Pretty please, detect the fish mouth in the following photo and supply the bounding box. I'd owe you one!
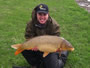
[71,48,74,51]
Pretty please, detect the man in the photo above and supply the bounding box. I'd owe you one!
[15,4,68,68]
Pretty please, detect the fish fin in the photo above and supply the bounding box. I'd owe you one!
[59,49,62,56]
[11,44,22,49]
[56,48,62,56]
[59,52,61,56]
[43,52,49,57]
[15,47,24,55]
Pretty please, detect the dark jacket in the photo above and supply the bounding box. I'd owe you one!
[25,6,60,40]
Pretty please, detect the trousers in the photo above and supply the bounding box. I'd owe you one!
[21,50,69,68]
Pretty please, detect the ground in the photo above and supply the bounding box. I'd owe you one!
[0,0,90,68]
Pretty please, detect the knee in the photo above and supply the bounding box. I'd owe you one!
[61,51,69,64]
[43,53,65,68]
[44,53,58,61]
[58,59,64,68]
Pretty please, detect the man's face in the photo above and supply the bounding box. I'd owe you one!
[37,13,49,24]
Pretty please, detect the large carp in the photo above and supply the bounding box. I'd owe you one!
[11,35,74,57]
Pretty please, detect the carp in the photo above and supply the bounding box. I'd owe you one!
[11,35,74,57]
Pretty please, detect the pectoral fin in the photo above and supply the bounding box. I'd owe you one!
[11,44,22,49]
[43,52,49,57]
[59,48,62,56]
[59,52,61,56]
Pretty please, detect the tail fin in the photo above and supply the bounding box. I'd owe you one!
[15,47,24,55]
[11,44,22,49]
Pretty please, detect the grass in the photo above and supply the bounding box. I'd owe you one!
[0,0,90,68]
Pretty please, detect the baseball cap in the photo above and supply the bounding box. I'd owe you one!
[36,4,49,14]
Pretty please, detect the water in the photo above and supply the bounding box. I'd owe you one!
[88,0,90,2]
[75,0,90,12]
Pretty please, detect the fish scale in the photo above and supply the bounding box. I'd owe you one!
[11,35,74,57]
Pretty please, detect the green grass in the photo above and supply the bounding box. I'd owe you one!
[0,0,90,68]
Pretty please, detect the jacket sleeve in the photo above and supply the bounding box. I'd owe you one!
[51,18,61,36]
[24,21,35,41]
